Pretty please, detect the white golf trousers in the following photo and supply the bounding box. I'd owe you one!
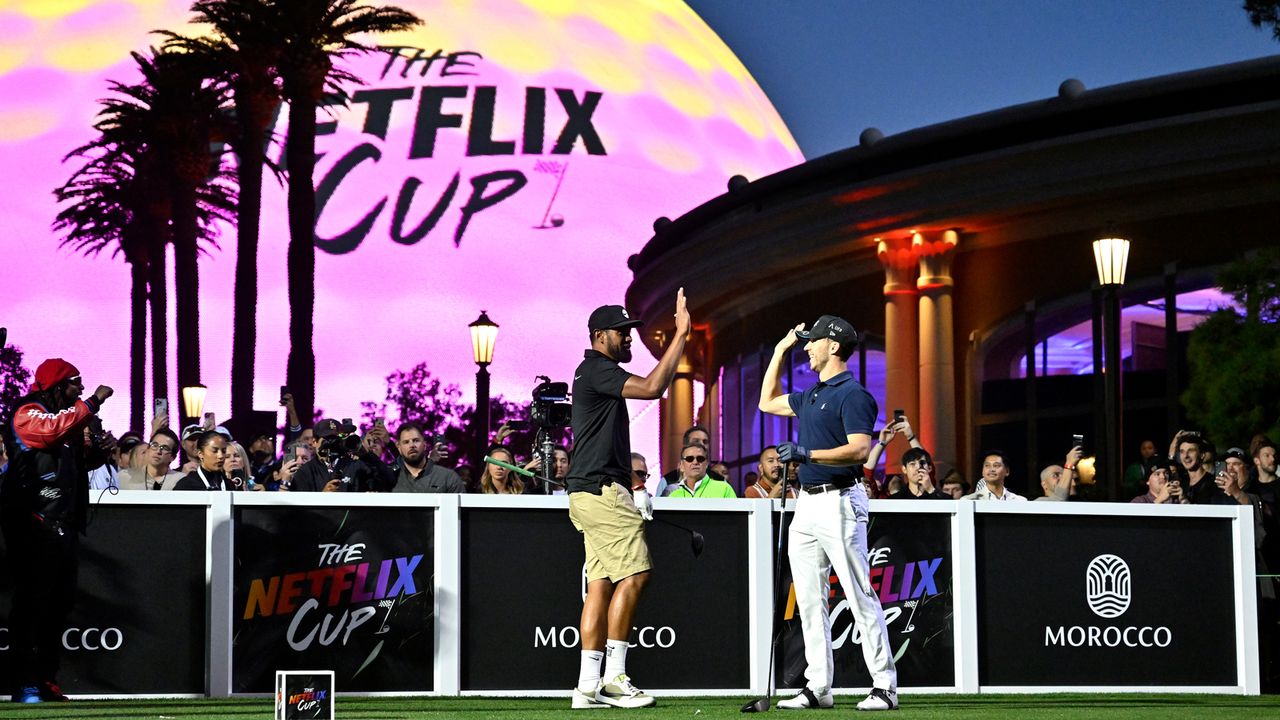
[787,482,896,693]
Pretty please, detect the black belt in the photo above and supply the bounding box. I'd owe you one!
[801,481,856,495]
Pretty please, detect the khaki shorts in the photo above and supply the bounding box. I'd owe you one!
[569,482,653,583]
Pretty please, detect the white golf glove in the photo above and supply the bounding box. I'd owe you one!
[633,487,653,521]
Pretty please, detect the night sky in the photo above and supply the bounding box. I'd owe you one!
[686,0,1279,159]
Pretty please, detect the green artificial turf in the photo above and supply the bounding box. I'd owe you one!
[0,694,1277,719]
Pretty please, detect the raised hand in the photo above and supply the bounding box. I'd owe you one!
[674,287,690,335]
[776,323,804,354]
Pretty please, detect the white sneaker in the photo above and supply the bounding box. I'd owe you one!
[572,685,608,709]
[777,688,834,709]
[595,673,655,708]
[856,688,898,711]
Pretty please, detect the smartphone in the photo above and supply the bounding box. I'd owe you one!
[280,385,289,402]
[203,412,215,430]
[893,409,905,422]
[0,327,6,349]
[1213,461,1226,477]
[505,419,530,431]
[154,397,169,418]
[1071,433,1084,449]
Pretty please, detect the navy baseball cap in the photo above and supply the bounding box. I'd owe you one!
[796,315,858,347]
[588,305,643,331]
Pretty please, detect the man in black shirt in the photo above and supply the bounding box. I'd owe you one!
[567,290,689,710]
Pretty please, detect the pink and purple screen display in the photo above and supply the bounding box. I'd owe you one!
[0,0,801,466]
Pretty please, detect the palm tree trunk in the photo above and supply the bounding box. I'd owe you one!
[129,258,146,431]
[285,94,317,427]
[231,97,266,419]
[172,183,201,419]
[148,242,169,415]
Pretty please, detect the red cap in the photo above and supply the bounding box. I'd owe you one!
[34,358,80,391]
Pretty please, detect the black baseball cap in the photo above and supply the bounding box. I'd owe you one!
[588,305,643,331]
[796,315,858,347]
[1222,447,1248,463]
[314,418,357,438]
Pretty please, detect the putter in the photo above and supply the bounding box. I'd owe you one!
[742,493,791,713]
[652,516,705,557]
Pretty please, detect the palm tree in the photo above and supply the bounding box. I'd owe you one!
[163,0,283,420]
[71,48,236,423]
[275,0,420,428]
[54,160,158,430]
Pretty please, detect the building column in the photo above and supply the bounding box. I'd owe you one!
[659,345,695,475]
[916,230,959,469]
[878,237,920,472]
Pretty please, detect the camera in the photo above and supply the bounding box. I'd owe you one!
[530,376,571,429]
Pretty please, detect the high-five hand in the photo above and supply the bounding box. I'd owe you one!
[675,287,690,335]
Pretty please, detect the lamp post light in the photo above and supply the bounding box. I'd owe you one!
[181,383,207,429]
[469,311,499,473]
[1092,232,1130,501]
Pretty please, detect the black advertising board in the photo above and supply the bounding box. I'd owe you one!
[232,506,435,692]
[976,513,1237,686]
[0,504,207,694]
[461,507,750,690]
[777,509,955,689]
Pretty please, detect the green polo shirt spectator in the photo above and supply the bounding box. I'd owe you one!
[667,474,737,498]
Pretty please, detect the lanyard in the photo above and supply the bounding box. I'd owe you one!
[196,467,221,491]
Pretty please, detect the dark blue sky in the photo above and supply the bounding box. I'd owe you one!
[686,0,1279,159]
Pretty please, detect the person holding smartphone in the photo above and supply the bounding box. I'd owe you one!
[1131,461,1188,504]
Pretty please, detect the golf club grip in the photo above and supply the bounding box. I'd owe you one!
[482,455,535,478]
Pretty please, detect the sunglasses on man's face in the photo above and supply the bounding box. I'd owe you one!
[633,469,650,480]
[683,455,707,463]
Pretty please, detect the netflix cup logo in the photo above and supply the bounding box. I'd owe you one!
[313,46,607,255]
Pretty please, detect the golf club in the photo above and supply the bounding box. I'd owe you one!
[652,516,705,557]
[742,494,791,713]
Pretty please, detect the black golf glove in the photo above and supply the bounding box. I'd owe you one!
[778,442,811,465]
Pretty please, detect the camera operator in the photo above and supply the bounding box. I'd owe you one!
[291,419,393,492]
[1,358,113,703]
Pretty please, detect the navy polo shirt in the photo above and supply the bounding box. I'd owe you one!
[786,371,878,486]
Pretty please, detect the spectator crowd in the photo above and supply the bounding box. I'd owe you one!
[1,369,1275,693]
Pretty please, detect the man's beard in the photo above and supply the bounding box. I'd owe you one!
[613,340,632,363]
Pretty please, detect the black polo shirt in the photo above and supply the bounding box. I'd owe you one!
[567,350,636,494]
[786,370,877,486]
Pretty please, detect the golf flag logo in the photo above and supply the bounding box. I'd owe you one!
[1085,554,1131,619]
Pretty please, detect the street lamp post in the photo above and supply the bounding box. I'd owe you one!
[469,311,499,474]
[1093,232,1130,501]
[181,383,207,430]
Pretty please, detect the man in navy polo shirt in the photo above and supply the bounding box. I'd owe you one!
[759,315,898,712]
